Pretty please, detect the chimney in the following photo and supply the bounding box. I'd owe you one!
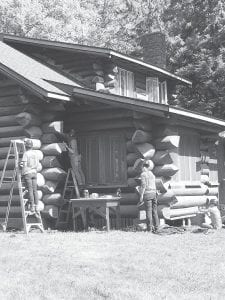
[140,32,166,69]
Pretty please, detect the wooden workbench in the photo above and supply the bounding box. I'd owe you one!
[70,197,121,231]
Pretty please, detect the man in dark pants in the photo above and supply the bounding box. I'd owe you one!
[21,139,40,213]
[139,160,159,232]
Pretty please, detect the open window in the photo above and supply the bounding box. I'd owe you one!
[78,131,127,186]
[116,68,134,97]
[146,77,168,104]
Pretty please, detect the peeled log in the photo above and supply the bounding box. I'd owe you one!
[171,195,218,209]
[152,150,178,165]
[207,187,218,196]
[15,112,41,127]
[168,181,203,189]
[41,143,65,156]
[41,156,62,168]
[135,143,155,159]
[157,190,177,205]
[37,173,45,187]
[29,139,41,150]
[42,193,63,206]
[41,168,67,181]
[0,158,16,169]
[153,164,179,177]
[172,185,208,196]
[24,126,42,138]
[41,133,58,144]
[42,121,63,134]
[155,177,170,193]
[41,180,58,193]
[154,136,180,150]
[42,205,59,219]
[132,130,152,144]
[126,153,141,166]
[168,206,200,219]
[0,206,22,217]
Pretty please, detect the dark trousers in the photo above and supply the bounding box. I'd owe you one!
[144,192,159,231]
[23,173,39,207]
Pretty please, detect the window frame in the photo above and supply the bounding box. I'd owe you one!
[117,67,134,97]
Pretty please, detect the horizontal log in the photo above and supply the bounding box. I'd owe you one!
[41,156,62,168]
[207,187,218,196]
[172,186,208,196]
[120,193,139,205]
[154,126,179,137]
[41,112,58,122]
[0,95,28,107]
[0,206,22,216]
[41,133,58,144]
[131,204,170,219]
[0,85,23,97]
[157,190,177,205]
[155,177,170,193]
[133,120,152,131]
[37,173,45,187]
[168,181,203,189]
[152,150,178,165]
[126,141,138,153]
[42,122,63,134]
[132,130,152,144]
[126,152,142,166]
[153,164,179,177]
[127,178,139,187]
[168,206,200,219]
[15,112,41,127]
[24,126,42,138]
[154,136,180,150]
[42,193,63,206]
[135,143,155,159]
[41,180,58,193]
[0,115,19,127]
[0,125,24,138]
[41,168,67,181]
[127,166,139,178]
[41,143,66,156]
[0,158,16,169]
[0,136,26,147]
[171,195,218,209]
[68,119,137,132]
[42,205,59,219]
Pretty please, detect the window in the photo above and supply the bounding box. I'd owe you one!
[146,77,167,104]
[78,132,127,186]
[117,68,134,97]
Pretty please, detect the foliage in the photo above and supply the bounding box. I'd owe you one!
[163,0,225,117]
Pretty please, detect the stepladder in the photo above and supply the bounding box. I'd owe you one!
[56,168,80,229]
[0,139,44,234]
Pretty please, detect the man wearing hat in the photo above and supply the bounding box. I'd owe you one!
[21,139,40,213]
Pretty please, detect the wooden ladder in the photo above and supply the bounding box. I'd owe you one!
[0,140,44,234]
[56,168,80,229]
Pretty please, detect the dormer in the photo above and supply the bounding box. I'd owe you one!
[2,33,191,104]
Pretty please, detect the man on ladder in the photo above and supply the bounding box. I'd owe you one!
[0,139,44,234]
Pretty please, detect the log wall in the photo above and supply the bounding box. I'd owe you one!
[0,80,66,225]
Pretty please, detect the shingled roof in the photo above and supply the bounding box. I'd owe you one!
[0,41,82,100]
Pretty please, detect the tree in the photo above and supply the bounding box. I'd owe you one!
[163,0,225,118]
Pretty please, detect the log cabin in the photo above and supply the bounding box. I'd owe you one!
[0,32,225,229]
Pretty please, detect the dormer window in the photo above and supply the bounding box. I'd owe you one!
[117,68,134,97]
[146,77,167,104]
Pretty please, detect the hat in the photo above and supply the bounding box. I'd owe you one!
[24,139,33,148]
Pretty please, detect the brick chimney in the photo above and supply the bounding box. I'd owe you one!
[140,32,166,69]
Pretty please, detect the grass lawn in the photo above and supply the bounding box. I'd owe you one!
[0,228,225,300]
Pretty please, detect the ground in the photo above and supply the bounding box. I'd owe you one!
[0,228,225,300]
